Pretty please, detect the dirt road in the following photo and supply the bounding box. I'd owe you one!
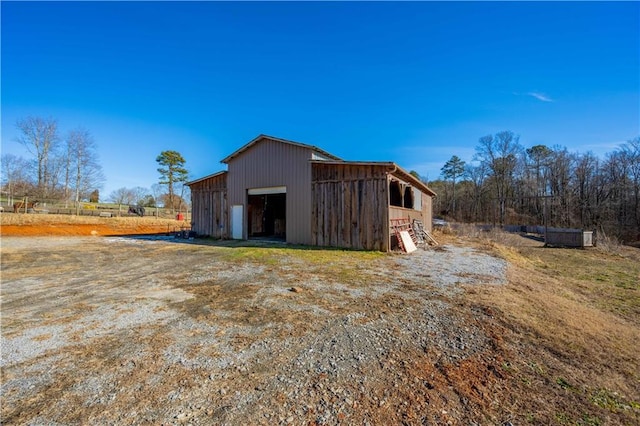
[1,235,511,425]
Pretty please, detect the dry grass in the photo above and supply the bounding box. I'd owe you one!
[459,227,640,424]
[2,216,639,424]
[595,230,624,254]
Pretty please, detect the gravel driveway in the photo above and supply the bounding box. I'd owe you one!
[1,236,507,425]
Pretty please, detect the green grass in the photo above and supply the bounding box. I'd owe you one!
[590,388,640,414]
[205,243,385,284]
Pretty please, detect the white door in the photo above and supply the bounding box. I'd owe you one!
[231,205,243,239]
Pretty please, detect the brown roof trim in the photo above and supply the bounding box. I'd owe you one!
[186,170,227,186]
[221,134,342,164]
[310,160,437,196]
[392,164,437,197]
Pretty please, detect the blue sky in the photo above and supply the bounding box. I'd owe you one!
[2,1,638,198]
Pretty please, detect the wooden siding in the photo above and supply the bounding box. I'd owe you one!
[226,137,315,244]
[389,206,424,223]
[189,172,228,238]
[311,163,390,251]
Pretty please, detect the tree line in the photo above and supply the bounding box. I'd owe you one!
[2,116,104,207]
[429,131,640,242]
[1,116,190,214]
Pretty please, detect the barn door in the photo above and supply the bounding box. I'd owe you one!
[231,205,243,239]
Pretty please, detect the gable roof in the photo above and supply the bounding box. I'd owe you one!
[186,170,227,186]
[220,134,342,164]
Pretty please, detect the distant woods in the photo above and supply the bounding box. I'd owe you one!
[430,131,640,242]
[1,116,105,206]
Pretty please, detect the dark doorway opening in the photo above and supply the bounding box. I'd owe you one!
[248,193,286,240]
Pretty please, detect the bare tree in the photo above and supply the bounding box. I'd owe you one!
[130,186,149,206]
[621,137,640,236]
[523,145,553,222]
[436,133,640,242]
[15,116,59,198]
[64,128,104,214]
[475,131,522,225]
[573,152,601,227]
[109,187,136,216]
[1,154,34,206]
[463,162,489,222]
[150,183,164,217]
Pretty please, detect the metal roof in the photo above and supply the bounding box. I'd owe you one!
[186,170,227,186]
[220,134,342,164]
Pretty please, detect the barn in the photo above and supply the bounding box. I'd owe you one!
[188,135,436,251]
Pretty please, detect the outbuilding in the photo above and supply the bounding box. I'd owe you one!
[188,135,436,251]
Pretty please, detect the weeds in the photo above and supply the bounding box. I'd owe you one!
[590,388,639,413]
[556,377,575,391]
[594,230,622,254]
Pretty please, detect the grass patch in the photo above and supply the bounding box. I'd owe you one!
[590,388,640,413]
[519,246,640,322]
[209,243,385,283]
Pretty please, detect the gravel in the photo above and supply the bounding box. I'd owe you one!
[1,236,508,425]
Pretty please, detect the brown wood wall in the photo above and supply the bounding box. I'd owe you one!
[311,163,390,251]
[189,173,228,238]
[389,206,424,223]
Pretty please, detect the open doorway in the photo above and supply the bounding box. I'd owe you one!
[247,193,286,240]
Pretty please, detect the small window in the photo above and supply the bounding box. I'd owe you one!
[403,186,414,209]
[389,181,403,207]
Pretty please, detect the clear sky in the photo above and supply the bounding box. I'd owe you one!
[2,1,639,199]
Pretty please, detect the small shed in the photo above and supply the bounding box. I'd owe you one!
[545,228,594,248]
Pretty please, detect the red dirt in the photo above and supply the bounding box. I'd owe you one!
[1,223,180,237]
[0,214,188,237]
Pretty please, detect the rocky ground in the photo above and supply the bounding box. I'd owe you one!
[1,232,512,425]
[1,214,638,425]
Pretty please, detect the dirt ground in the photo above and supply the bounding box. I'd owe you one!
[1,214,638,425]
[0,213,188,237]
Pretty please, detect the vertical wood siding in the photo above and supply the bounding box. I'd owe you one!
[189,173,228,238]
[226,138,314,244]
[311,163,390,251]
